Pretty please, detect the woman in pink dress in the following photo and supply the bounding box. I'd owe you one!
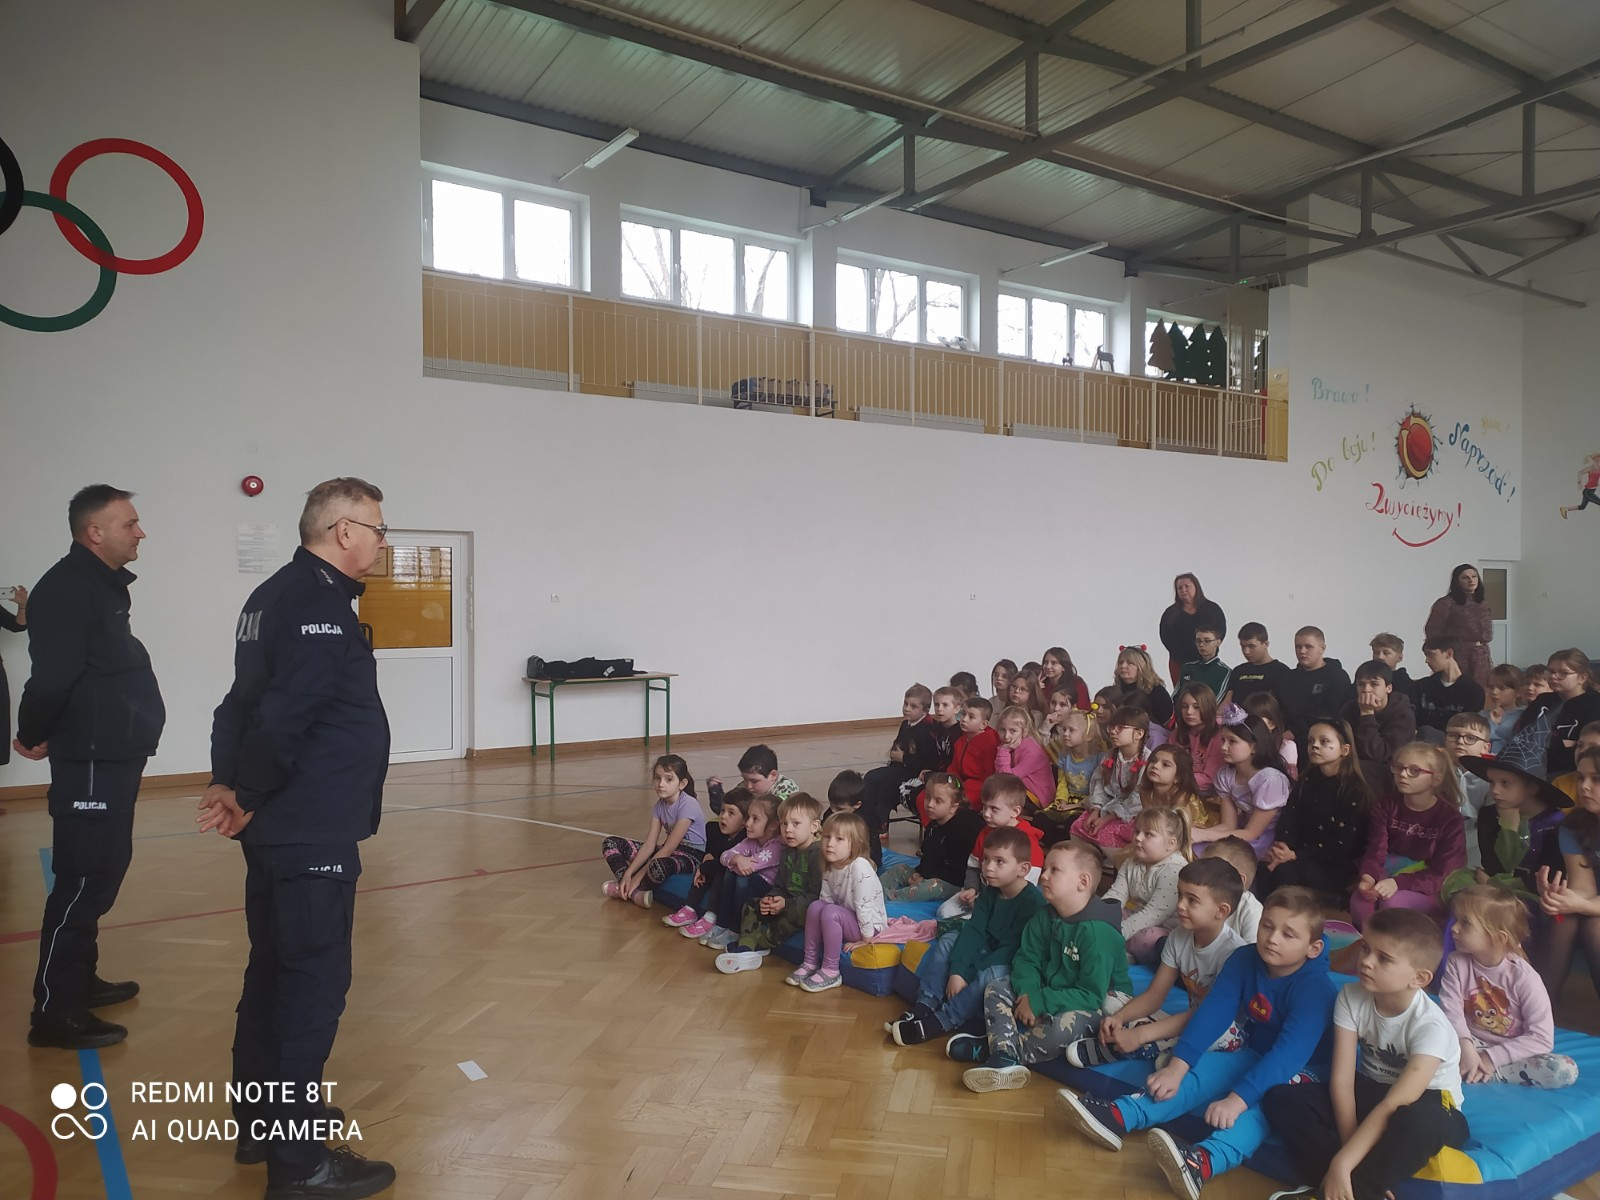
[1424,563,1492,689]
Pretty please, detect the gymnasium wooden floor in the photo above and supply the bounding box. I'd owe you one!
[3,728,1598,1200]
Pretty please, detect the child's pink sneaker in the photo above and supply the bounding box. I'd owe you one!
[681,915,715,939]
[601,880,622,899]
[662,905,698,928]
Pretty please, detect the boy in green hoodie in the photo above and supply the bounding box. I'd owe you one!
[948,840,1132,1092]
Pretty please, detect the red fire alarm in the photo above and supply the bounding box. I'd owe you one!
[241,475,264,497]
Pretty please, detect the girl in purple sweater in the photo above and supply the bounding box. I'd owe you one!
[679,794,783,944]
[1441,884,1577,1088]
[1352,742,1466,927]
[994,704,1055,814]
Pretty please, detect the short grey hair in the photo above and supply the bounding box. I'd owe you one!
[299,477,384,544]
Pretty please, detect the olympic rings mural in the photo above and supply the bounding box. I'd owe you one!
[0,133,204,332]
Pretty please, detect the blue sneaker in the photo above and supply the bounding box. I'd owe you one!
[1056,1088,1126,1152]
[1148,1128,1212,1200]
[944,1032,988,1063]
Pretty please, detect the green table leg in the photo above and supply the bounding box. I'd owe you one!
[664,678,671,754]
[547,682,559,764]
[644,678,650,747]
[530,684,538,759]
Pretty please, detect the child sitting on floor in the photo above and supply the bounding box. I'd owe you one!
[601,754,706,910]
[1444,711,1493,866]
[938,773,1046,918]
[994,703,1054,815]
[987,659,1017,718]
[1106,806,1192,965]
[1258,718,1370,904]
[886,827,1044,1046]
[715,792,824,975]
[1244,691,1298,781]
[1441,884,1578,1088]
[663,785,750,931]
[1059,887,1338,1200]
[1072,705,1150,849]
[1481,663,1525,755]
[1208,836,1263,942]
[826,769,881,870]
[1538,745,1600,1001]
[1265,909,1468,1200]
[880,773,983,904]
[1141,743,1212,835]
[947,840,1133,1092]
[1067,856,1247,1067]
[1192,711,1289,857]
[788,812,887,993]
[947,697,1000,810]
[689,792,781,945]
[1353,742,1465,927]
[707,743,797,815]
[1039,699,1099,845]
[1458,729,1567,898]
[1171,682,1224,801]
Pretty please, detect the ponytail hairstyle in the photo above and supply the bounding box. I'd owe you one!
[1134,804,1195,863]
[1173,681,1219,748]
[653,753,695,797]
[1392,741,1462,810]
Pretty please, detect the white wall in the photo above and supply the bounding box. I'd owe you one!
[0,0,1535,787]
[1517,237,1600,660]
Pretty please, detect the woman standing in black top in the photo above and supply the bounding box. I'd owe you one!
[1,583,28,766]
[1158,573,1227,686]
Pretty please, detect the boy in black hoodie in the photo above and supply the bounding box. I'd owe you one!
[1343,660,1417,797]
[1281,626,1353,752]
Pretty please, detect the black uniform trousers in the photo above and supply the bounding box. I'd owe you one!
[33,757,145,1017]
[1265,1075,1468,1200]
[863,763,914,828]
[1255,857,1354,906]
[232,840,359,1183]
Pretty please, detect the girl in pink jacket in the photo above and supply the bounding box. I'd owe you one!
[994,704,1055,814]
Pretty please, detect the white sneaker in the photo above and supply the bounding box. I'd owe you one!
[714,950,769,974]
[962,1063,1030,1092]
[703,928,739,950]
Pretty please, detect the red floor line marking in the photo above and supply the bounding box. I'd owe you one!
[0,856,593,943]
[0,1102,58,1200]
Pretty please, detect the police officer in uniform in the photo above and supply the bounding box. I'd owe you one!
[199,478,395,1199]
[17,485,164,1049]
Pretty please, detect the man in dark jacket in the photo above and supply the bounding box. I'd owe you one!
[198,477,395,1199]
[16,485,165,1050]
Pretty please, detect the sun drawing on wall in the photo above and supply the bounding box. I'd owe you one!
[1394,407,1438,485]
[1559,452,1600,519]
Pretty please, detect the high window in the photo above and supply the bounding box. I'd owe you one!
[834,258,969,346]
[423,171,581,290]
[998,291,1109,368]
[620,214,793,320]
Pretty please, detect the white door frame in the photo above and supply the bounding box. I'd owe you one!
[372,531,472,764]
[1480,559,1513,669]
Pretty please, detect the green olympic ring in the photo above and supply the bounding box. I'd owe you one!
[0,190,117,333]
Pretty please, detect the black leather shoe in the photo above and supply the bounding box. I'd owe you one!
[87,977,140,1008]
[263,1145,395,1198]
[28,1011,128,1050]
[235,1106,345,1165]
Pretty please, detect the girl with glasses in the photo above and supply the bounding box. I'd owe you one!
[1352,743,1465,928]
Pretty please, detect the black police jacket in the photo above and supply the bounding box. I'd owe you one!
[210,547,390,845]
[16,542,165,761]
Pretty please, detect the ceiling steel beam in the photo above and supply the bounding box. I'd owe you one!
[1370,9,1600,132]
[395,0,449,41]
[899,2,1583,240]
[1490,216,1600,279]
[1377,247,1583,308]
[487,0,1027,156]
[1240,176,1600,281]
[898,0,1404,209]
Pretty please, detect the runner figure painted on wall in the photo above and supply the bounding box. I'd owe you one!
[1558,452,1600,519]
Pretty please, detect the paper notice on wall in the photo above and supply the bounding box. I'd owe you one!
[237,523,280,574]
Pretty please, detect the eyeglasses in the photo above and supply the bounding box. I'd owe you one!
[1548,670,1576,680]
[1390,763,1437,779]
[1446,732,1487,745]
[327,518,389,539]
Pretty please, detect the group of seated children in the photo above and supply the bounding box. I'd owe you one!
[596,628,1600,1200]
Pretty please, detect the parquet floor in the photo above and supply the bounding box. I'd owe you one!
[2,729,1597,1200]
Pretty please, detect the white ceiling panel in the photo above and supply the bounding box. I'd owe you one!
[1280,45,1512,145]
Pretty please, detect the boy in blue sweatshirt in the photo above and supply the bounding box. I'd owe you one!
[1058,886,1338,1200]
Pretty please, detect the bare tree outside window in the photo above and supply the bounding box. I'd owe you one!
[621,220,673,302]
[873,269,919,342]
[743,246,790,321]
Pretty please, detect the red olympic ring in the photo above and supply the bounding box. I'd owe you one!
[49,137,203,274]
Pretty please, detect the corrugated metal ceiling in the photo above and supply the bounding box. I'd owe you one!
[414,0,1600,276]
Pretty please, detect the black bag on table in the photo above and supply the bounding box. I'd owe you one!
[526,655,635,681]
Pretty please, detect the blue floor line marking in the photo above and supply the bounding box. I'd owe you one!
[37,846,130,1200]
